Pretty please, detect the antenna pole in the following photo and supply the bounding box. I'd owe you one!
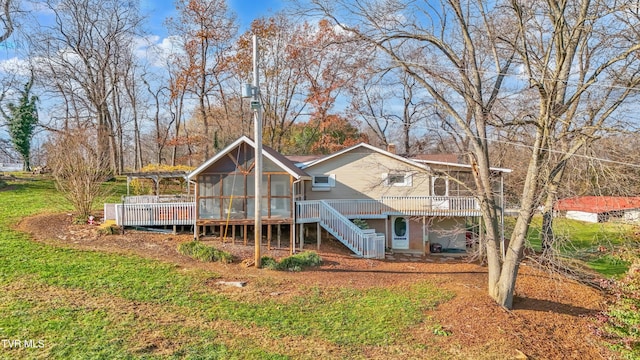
[252,34,262,268]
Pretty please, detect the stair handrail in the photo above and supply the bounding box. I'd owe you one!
[318,200,384,258]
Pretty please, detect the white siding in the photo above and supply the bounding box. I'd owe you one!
[624,210,640,223]
[566,211,599,223]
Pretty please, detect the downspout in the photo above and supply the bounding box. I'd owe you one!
[189,179,197,241]
[292,178,302,254]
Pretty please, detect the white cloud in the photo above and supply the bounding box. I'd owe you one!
[0,57,31,76]
[133,35,184,68]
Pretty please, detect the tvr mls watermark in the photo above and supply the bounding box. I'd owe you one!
[2,339,45,349]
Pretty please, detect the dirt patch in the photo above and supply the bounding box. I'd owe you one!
[15,212,614,359]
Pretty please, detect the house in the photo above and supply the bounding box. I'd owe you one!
[555,196,640,223]
[108,136,511,259]
[298,142,488,255]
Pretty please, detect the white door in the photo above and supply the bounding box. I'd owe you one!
[391,216,409,249]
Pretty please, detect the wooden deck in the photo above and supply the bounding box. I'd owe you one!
[296,196,483,223]
[107,195,486,227]
[114,202,195,227]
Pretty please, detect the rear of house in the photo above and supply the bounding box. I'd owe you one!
[107,137,510,259]
[298,143,491,255]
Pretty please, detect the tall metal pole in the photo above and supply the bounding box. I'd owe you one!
[253,35,263,268]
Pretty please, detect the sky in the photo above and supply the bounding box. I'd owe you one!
[0,0,287,65]
[142,0,286,36]
[0,0,288,156]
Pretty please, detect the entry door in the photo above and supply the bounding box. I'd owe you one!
[391,217,409,249]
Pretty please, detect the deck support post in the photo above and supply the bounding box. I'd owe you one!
[290,223,295,255]
[244,224,248,245]
[277,224,281,248]
[316,222,321,250]
[385,219,389,249]
[267,224,272,249]
[232,225,236,244]
[298,223,304,253]
[422,216,427,255]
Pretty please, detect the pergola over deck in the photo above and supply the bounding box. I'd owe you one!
[123,171,191,197]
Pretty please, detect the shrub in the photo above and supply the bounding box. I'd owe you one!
[177,241,234,264]
[261,256,278,270]
[352,219,369,230]
[97,220,120,235]
[73,214,90,225]
[265,251,322,272]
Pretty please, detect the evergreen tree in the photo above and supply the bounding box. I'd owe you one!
[2,78,38,171]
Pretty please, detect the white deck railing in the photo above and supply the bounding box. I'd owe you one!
[108,195,479,229]
[297,196,480,222]
[381,196,480,216]
[115,202,195,226]
[323,199,387,218]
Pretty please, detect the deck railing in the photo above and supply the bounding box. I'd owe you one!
[109,195,480,228]
[297,196,480,222]
[381,196,480,216]
[115,202,195,226]
[323,199,387,217]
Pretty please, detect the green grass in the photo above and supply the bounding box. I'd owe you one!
[513,216,638,277]
[0,178,455,359]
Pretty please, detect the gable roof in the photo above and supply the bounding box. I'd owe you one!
[300,142,431,171]
[188,136,309,181]
[285,155,325,167]
[411,158,512,173]
[555,196,640,213]
[410,153,461,163]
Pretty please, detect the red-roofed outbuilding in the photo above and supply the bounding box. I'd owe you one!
[555,196,640,223]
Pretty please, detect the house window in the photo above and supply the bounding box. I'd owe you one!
[312,174,335,191]
[384,173,412,187]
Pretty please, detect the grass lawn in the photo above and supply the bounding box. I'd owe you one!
[0,178,454,359]
[519,216,638,277]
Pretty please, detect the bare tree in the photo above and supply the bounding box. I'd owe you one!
[165,0,237,160]
[348,66,435,154]
[0,0,14,44]
[28,0,143,174]
[305,0,640,308]
[234,15,362,151]
[45,129,113,220]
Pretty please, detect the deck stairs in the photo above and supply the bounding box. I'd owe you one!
[302,200,385,259]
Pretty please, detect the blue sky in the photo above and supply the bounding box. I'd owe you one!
[229,0,285,27]
[0,0,288,77]
[142,0,285,36]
